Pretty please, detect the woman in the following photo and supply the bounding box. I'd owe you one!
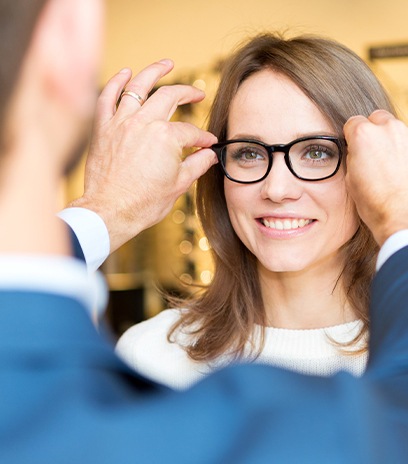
[116,33,397,390]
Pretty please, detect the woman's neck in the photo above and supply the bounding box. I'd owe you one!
[259,253,356,329]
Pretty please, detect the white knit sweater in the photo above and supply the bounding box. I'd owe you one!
[116,309,368,390]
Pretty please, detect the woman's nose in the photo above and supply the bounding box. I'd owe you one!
[260,153,303,203]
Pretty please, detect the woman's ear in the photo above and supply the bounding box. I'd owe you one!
[28,0,104,117]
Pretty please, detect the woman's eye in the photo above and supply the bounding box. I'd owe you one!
[233,148,264,161]
[242,150,260,160]
[306,149,328,159]
[304,145,334,160]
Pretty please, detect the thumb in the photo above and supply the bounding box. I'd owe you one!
[179,148,218,191]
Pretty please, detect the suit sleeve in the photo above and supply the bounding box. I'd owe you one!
[0,289,400,463]
[367,244,408,376]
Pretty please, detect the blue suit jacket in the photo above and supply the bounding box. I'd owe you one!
[1,244,408,463]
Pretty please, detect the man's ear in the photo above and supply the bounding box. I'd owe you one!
[29,0,104,117]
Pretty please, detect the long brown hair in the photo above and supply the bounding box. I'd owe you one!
[169,32,397,362]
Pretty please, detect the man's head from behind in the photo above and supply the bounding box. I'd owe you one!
[0,0,104,171]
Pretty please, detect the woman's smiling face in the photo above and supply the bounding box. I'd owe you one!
[224,69,359,275]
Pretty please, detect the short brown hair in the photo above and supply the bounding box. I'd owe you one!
[0,0,47,141]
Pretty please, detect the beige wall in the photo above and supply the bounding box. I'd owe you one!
[102,0,408,111]
[103,0,407,71]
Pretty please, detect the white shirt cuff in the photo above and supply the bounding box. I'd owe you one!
[376,230,408,271]
[0,255,108,318]
[58,207,110,273]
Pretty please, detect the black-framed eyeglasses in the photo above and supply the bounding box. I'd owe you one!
[212,135,345,184]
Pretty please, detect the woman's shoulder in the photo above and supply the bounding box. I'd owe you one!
[115,309,210,390]
[116,308,183,353]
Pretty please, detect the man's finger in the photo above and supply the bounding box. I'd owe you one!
[171,121,217,150]
[344,110,396,141]
[368,109,395,125]
[343,115,368,140]
[179,148,218,192]
[96,68,132,125]
[140,85,206,122]
[115,59,174,117]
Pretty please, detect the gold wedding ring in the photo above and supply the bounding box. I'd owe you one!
[118,90,145,107]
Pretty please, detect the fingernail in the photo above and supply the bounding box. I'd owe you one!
[119,68,131,74]
[159,59,173,66]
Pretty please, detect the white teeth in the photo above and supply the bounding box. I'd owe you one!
[262,218,312,230]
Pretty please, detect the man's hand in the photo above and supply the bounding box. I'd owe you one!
[344,110,408,246]
[70,60,217,253]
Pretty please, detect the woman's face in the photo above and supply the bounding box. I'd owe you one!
[224,69,359,275]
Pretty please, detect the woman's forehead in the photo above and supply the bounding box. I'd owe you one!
[227,70,335,142]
